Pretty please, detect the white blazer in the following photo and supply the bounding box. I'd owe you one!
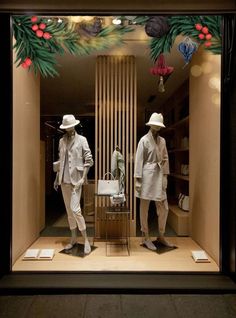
[57,133,93,186]
[134,130,169,201]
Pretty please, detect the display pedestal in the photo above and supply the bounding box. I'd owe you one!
[105,206,130,256]
[59,242,97,258]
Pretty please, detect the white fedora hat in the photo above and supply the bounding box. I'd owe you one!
[146,112,165,128]
[60,114,80,129]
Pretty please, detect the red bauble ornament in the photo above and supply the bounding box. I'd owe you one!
[31,16,38,23]
[21,62,28,68]
[205,34,212,40]
[36,30,44,37]
[150,54,174,93]
[202,26,209,34]
[195,23,202,31]
[39,23,46,30]
[43,32,52,40]
[32,24,39,31]
[150,54,174,76]
[204,41,212,47]
[198,33,205,40]
[25,58,32,66]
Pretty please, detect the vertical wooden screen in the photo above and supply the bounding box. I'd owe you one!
[95,55,137,237]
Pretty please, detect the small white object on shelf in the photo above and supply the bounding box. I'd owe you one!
[38,249,55,260]
[23,249,40,260]
[191,250,210,263]
[23,249,55,261]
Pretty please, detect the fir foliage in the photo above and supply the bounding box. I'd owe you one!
[150,15,222,62]
[13,15,133,77]
[13,15,222,77]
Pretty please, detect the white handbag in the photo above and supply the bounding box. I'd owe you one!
[97,172,119,195]
[178,193,189,211]
[110,193,126,205]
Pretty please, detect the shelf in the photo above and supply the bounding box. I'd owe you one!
[168,148,189,153]
[169,173,189,181]
[168,204,189,236]
[162,116,189,133]
[169,204,189,217]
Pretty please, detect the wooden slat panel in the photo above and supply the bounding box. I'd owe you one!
[95,55,137,238]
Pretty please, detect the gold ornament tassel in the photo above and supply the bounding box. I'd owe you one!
[158,76,165,93]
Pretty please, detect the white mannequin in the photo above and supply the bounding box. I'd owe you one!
[54,115,93,254]
[134,113,173,250]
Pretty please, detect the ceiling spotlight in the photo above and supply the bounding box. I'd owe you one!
[112,18,121,25]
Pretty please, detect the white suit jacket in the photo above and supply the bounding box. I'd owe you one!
[134,130,169,201]
[57,133,93,186]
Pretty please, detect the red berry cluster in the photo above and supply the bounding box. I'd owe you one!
[31,16,52,40]
[195,23,212,47]
[21,57,32,68]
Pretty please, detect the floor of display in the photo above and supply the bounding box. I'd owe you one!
[13,237,219,272]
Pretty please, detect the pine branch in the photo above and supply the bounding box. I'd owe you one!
[149,15,222,61]
[13,16,135,77]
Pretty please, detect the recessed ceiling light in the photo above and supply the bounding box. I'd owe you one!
[112,18,121,25]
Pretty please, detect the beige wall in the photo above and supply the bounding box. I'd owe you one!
[190,48,220,264]
[40,141,46,231]
[12,55,41,264]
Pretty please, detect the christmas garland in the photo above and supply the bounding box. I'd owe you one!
[13,15,222,77]
[13,15,133,77]
[147,15,222,62]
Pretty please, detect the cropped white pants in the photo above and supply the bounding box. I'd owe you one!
[140,199,169,236]
[61,183,86,231]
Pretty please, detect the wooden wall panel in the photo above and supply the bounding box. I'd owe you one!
[95,56,137,237]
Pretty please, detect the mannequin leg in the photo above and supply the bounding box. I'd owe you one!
[71,186,91,254]
[65,228,77,250]
[155,200,174,247]
[61,183,86,250]
[140,199,157,251]
[81,229,91,254]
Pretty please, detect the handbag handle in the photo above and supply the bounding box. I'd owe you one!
[103,172,115,180]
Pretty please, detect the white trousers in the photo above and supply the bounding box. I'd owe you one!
[140,199,169,236]
[61,183,86,231]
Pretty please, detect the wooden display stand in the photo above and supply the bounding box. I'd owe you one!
[168,204,189,236]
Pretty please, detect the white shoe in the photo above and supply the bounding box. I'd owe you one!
[65,238,77,250]
[84,240,91,254]
[65,242,76,250]
[143,239,157,251]
[158,237,174,247]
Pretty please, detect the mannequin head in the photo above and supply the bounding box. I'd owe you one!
[150,125,161,132]
[150,125,162,138]
[146,113,165,129]
[59,114,80,137]
[65,126,75,137]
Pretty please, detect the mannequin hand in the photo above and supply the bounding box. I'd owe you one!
[135,178,142,193]
[54,179,59,191]
[74,177,85,190]
[163,175,168,189]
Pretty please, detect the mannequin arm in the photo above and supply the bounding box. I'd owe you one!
[135,177,142,193]
[53,173,59,191]
[163,174,168,189]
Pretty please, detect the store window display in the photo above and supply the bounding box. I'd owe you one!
[53,114,94,254]
[134,112,174,250]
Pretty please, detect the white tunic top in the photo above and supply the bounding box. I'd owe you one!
[134,130,169,201]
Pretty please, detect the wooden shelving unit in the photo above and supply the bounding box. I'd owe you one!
[168,204,189,236]
[160,80,190,236]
